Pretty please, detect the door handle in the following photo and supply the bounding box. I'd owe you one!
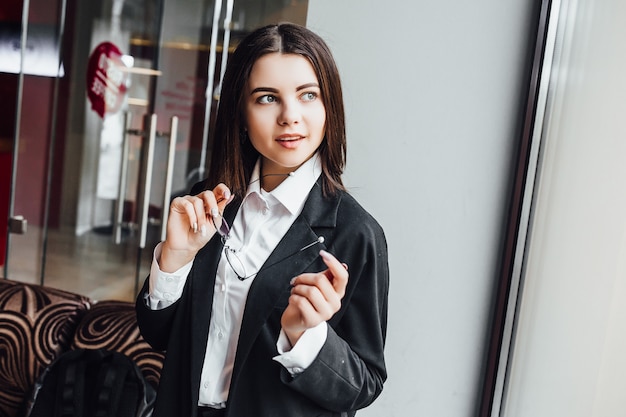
[160,116,178,242]
[199,0,224,179]
[114,112,132,244]
[138,114,157,249]
[115,114,177,248]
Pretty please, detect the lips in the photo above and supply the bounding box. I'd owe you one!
[276,134,305,149]
[276,133,305,142]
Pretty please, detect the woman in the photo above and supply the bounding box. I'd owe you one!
[136,22,389,417]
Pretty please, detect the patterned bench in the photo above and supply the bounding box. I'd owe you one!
[0,280,164,417]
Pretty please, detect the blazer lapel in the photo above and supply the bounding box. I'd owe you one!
[232,181,340,379]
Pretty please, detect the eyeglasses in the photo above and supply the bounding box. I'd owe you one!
[211,214,324,281]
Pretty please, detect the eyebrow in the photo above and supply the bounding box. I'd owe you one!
[249,82,320,96]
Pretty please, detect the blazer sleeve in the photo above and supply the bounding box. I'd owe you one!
[135,278,181,351]
[280,201,389,412]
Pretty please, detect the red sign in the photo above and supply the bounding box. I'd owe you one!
[86,42,128,118]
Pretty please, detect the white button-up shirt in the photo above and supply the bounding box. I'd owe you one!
[147,154,327,408]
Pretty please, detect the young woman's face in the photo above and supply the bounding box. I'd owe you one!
[244,53,326,176]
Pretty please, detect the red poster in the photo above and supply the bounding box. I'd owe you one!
[86,42,128,118]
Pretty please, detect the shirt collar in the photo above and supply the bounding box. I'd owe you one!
[246,153,322,215]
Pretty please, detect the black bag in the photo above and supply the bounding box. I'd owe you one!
[24,348,156,417]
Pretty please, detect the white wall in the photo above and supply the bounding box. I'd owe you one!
[501,0,626,416]
[307,1,535,416]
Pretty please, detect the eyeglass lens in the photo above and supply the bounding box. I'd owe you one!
[224,247,247,279]
[211,215,250,279]
[212,214,230,238]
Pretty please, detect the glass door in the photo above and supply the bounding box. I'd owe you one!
[1,0,309,301]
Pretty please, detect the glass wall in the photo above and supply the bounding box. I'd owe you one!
[1,0,308,301]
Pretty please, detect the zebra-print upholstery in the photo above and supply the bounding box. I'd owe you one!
[0,281,163,417]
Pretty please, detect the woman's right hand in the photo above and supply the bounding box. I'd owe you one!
[159,183,232,272]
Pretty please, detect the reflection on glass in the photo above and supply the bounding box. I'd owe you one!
[3,0,309,301]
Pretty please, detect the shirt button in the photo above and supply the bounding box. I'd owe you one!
[218,331,224,340]
[166,277,173,282]
[163,292,173,300]
[203,381,210,389]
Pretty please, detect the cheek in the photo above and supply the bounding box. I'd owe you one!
[245,113,269,137]
[244,104,265,131]
[316,110,327,136]
[307,102,326,130]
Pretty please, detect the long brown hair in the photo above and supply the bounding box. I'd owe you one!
[206,23,346,198]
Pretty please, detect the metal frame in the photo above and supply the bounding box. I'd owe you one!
[478,0,565,415]
[3,0,30,279]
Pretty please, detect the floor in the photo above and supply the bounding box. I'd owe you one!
[2,225,157,302]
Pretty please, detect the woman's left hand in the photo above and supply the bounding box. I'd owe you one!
[281,250,349,346]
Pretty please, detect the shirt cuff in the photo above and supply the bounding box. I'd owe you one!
[272,322,328,375]
[146,242,193,310]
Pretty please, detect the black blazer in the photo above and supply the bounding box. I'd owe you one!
[136,179,389,417]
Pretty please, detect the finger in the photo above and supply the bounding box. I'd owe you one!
[290,271,342,312]
[319,250,349,294]
[287,293,326,328]
[291,282,340,317]
[291,278,335,305]
[185,193,214,236]
[197,190,226,234]
[170,196,201,233]
[212,183,233,210]
[196,184,232,232]
[290,271,333,287]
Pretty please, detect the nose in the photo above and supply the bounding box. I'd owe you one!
[278,99,301,125]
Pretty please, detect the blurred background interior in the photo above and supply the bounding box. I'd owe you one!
[0,0,309,301]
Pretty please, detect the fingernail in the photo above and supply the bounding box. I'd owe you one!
[224,190,231,200]
[319,250,331,259]
[193,222,198,233]
[210,207,219,218]
[201,224,207,237]
[290,277,296,286]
